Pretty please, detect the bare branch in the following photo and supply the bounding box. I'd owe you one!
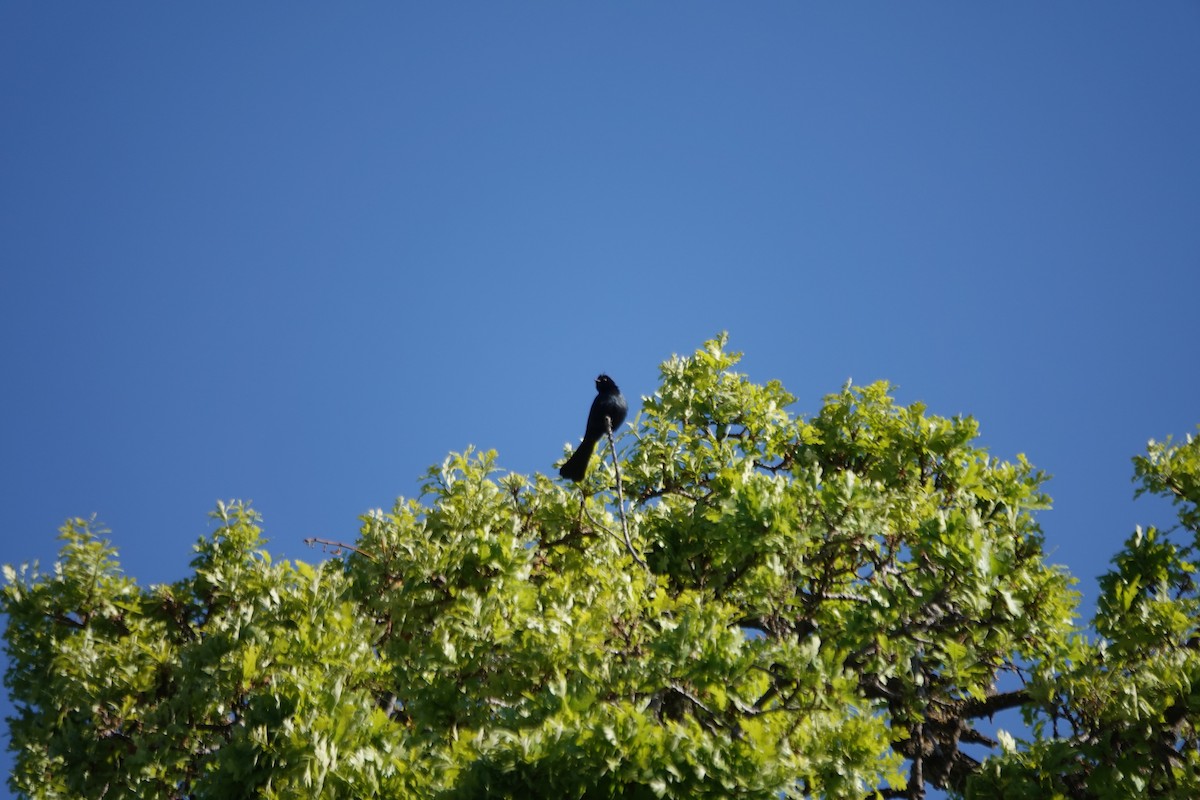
[605,423,646,569]
[303,536,376,561]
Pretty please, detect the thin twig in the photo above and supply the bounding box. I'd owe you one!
[582,503,625,547]
[606,423,646,569]
[303,536,376,561]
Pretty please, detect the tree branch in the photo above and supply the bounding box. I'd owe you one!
[605,423,646,569]
[303,536,376,561]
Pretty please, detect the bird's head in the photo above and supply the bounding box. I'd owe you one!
[596,374,619,392]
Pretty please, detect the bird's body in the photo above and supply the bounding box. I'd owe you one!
[559,374,627,482]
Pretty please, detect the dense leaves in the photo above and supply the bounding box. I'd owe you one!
[4,336,1198,798]
[3,503,407,799]
[973,429,1200,798]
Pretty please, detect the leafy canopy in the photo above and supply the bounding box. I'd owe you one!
[5,334,1198,798]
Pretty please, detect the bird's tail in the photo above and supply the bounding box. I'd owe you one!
[558,439,596,482]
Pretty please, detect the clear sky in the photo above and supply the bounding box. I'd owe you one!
[2,4,1198,794]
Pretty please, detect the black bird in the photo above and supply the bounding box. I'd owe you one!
[559,374,628,482]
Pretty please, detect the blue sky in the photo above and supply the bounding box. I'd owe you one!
[2,3,1199,793]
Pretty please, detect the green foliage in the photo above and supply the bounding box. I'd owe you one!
[1134,430,1200,537]
[4,335,1197,798]
[3,504,409,799]
[972,430,1200,798]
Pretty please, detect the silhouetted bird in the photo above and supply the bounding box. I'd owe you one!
[559,374,628,482]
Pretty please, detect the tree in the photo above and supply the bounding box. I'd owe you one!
[4,334,1197,798]
[971,428,1200,797]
